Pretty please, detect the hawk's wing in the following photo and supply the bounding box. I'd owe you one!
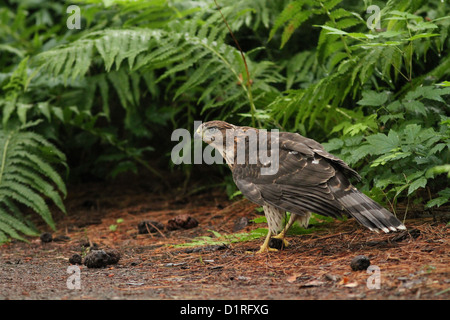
[232,132,405,232]
[232,132,349,218]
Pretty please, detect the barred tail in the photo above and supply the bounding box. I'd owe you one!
[338,187,406,233]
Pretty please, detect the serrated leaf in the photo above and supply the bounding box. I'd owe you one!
[366,131,400,155]
[316,25,348,35]
[357,90,389,106]
[403,124,422,142]
[371,151,411,167]
[404,100,427,116]
[425,188,450,208]
[404,33,440,41]
[407,177,427,196]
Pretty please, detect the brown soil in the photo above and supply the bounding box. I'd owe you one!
[0,177,449,300]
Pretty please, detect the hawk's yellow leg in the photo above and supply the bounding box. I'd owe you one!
[272,230,290,247]
[256,230,278,253]
[272,214,298,247]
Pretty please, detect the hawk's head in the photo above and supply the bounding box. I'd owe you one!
[195,121,238,166]
[195,120,236,147]
[195,120,279,174]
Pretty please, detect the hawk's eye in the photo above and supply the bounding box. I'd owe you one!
[207,127,218,134]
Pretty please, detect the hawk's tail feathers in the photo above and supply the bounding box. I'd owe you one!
[338,188,406,233]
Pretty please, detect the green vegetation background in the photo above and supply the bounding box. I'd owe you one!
[0,0,449,241]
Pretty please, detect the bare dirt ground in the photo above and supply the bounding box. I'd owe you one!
[0,176,449,301]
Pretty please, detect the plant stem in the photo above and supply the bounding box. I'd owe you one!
[214,0,260,127]
[0,134,11,186]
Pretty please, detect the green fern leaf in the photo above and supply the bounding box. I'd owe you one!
[157,49,210,83]
[0,218,25,241]
[269,0,312,41]
[280,10,311,48]
[322,0,343,10]
[107,69,135,108]
[11,151,66,197]
[0,180,55,229]
[174,59,218,100]
[0,125,67,242]
[0,206,37,238]
[5,169,65,213]
[33,14,280,127]
[0,230,7,243]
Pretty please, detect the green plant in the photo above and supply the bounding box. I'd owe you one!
[14,0,283,183]
[172,228,268,248]
[323,85,450,211]
[173,211,336,248]
[109,218,124,232]
[251,212,336,235]
[0,121,67,242]
[33,18,282,122]
[268,0,450,135]
[268,0,450,211]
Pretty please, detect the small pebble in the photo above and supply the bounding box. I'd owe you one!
[350,255,371,271]
[324,274,339,282]
[233,217,249,232]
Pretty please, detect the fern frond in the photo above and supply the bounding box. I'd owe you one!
[5,167,66,213]
[0,180,54,229]
[34,17,281,125]
[36,29,162,82]
[269,0,316,47]
[0,217,25,241]
[0,230,7,243]
[174,58,219,100]
[107,69,136,108]
[16,131,67,162]
[0,204,38,239]
[0,125,67,242]
[10,150,66,198]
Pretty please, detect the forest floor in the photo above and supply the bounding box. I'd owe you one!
[0,175,449,301]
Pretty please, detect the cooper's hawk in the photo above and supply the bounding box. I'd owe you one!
[196,121,406,253]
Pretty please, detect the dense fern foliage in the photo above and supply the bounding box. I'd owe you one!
[0,121,66,241]
[0,0,449,241]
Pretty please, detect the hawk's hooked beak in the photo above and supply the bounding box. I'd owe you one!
[194,125,203,140]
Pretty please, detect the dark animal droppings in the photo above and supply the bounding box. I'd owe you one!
[350,255,371,271]
[40,232,53,243]
[69,254,82,265]
[166,214,198,230]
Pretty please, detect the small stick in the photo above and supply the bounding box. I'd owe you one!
[213,0,251,87]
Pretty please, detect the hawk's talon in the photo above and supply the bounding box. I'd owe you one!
[272,233,289,247]
[256,231,278,254]
[256,245,278,254]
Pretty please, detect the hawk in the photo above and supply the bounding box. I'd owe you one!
[196,121,406,253]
